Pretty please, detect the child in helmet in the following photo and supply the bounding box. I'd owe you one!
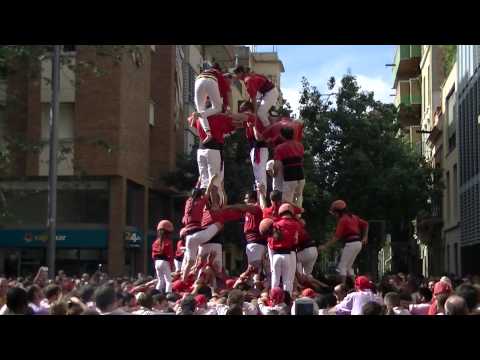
[152,220,175,293]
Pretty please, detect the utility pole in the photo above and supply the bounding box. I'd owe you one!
[47,45,61,279]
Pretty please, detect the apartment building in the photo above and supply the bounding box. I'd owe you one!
[391,45,422,274]
[0,45,186,277]
[457,45,480,275]
[0,45,285,278]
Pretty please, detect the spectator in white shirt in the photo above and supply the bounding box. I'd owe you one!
[335,276,383,315]
[26,285,48,315]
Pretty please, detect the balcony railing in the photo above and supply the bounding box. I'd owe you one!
[395,77,422,108]
[393,45,422,84]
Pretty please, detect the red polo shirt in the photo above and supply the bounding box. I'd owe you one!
[244,73,274,100]
[335,214,368,240]
[244,204,266,243]
[268,217,301,251]
[274,140,305,181]
[182,196,208,232]
[262,118,303,147]
[195,114,236,144]
[201,208,244,227]
[152,238,174,263]
[175,239,185,259]
[263,203,303,221]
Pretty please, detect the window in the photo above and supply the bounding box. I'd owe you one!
[447,90,456,152]
[453,164,458,221]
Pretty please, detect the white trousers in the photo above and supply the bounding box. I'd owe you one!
[337,241,362,277]
[250,147,269,191]
[246,243,267,265]
[194,77,223,132]
[155,260,172,293]
[289,251,297,283]
[184,224,220,268]
[296,247,318,276]
[174,259,183,272]
[198,243,223,272]
[197,148,224,189]
[257,87,279,127]
[271,252,295,294]
[273,165,283,192]
[282,179,305,208]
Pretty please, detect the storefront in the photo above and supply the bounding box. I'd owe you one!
[0,227,108,277]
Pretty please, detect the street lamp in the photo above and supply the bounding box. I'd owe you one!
[46,45,61,279]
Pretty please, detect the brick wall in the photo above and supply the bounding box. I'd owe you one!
[118,46,151,186]
[74,46,122,177]
[150,45,176,181]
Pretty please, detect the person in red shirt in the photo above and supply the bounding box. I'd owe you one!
[242,191,268,276]
[318,200,369,285]
[260,203,302,295]
[180,181,224,281]
[174,238,186,273]
[263,117,304,192]
[194,64,232,142]
[233,65,279,127]
[261,189,303,275]
[262,116,304,147]
[198,203,257,275]
[192,112,244,197]
[152,220,175,293]
[296,219,318,277]
[273,126,305,207]
[239,101,269,192]
[262,190,304,221]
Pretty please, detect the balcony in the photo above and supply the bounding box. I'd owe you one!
[393,45,421,87]
[395,77,421,127]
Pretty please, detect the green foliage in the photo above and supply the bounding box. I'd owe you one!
[299,74,438,251]
[441,45,457,79]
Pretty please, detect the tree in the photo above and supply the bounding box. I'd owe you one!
[299,74,440,275]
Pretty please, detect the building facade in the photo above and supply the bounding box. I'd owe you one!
[1,45,183,277]
[0,45,285,278]
[391,45,422,274]
[457,45,480,275]
[439,63,461,276]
